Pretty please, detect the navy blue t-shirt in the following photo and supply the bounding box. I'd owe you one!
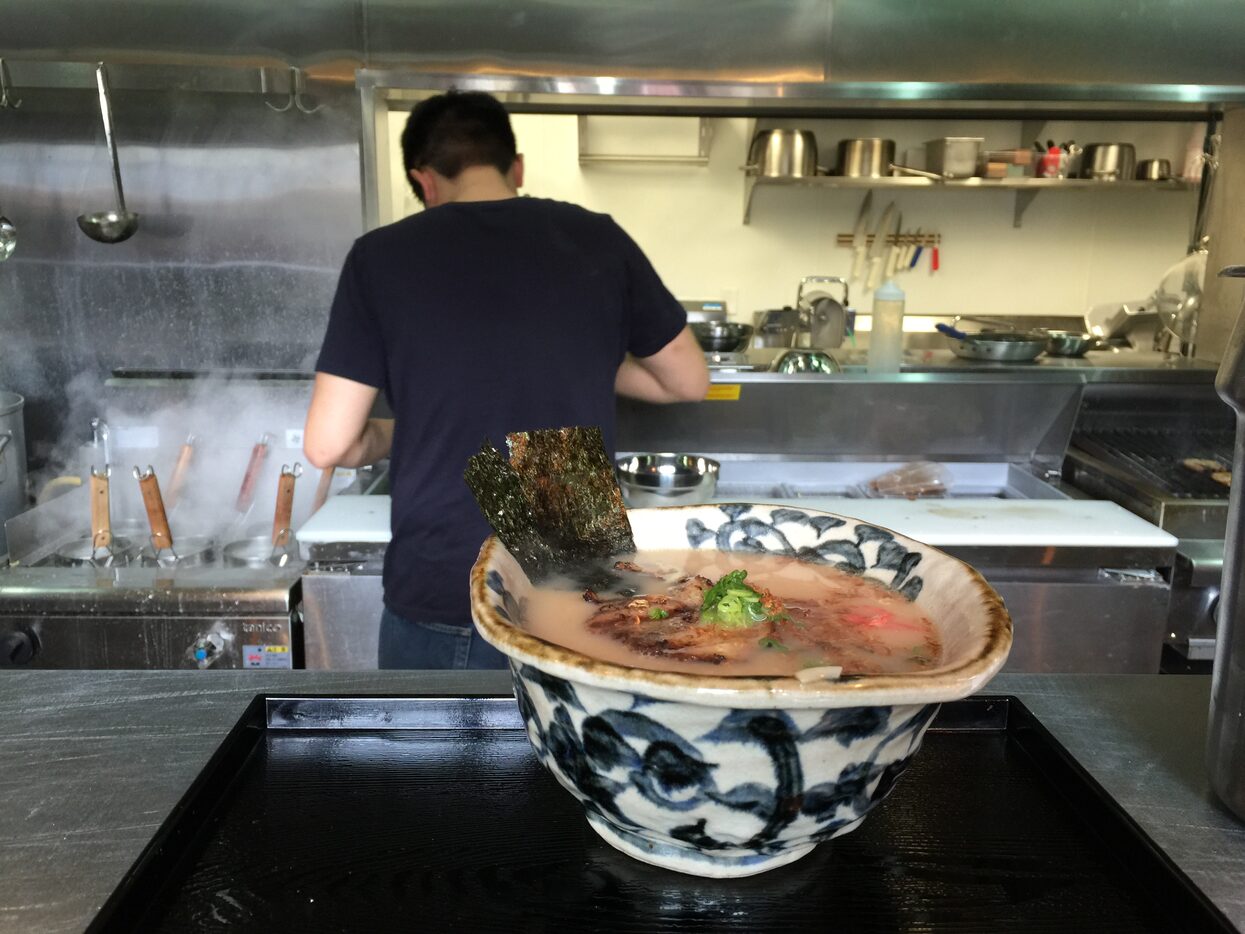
[315,197,686,625]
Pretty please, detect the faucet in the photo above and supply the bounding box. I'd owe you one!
[796,276,850,349]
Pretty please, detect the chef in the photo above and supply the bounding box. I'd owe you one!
[304,90,709,670]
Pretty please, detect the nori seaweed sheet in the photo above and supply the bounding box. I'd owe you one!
[463,427,635,580]
[506,427,635,561]
[463,441,559,579]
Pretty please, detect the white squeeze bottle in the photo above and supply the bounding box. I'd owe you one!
[868,279,905,374]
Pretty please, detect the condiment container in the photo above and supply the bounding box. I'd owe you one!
[868,280,905,374]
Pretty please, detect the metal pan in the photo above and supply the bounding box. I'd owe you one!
[954,316,1101,357]
[935,323,1046,362]
[1043,330,1099,357]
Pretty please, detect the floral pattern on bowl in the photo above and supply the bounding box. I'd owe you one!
[471,504,1011,876]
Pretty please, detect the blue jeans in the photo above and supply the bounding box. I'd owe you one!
[378,607,510,670]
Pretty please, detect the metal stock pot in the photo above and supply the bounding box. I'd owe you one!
[745,130,822,178]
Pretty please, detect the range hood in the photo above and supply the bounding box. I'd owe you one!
[3,0,1244,107]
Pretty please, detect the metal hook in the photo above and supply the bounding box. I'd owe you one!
[0,59,21,110]
[281,462,304,478]
[259,67,293,113]
[292,68,322,115]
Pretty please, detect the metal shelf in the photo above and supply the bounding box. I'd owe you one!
[742,173,1196,224]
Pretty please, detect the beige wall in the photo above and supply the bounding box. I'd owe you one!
[385,111,1200,328]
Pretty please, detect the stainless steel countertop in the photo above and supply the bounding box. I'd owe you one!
[716,349,1218,384]
[1,671,1242,933]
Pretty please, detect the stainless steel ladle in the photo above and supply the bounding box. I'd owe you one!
[77,63,138,244]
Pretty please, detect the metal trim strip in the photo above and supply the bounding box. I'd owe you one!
[265,695,521,730]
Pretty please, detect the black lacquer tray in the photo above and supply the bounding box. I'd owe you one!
[87,694,1234,933]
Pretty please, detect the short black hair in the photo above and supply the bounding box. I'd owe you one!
[401,91,517,203]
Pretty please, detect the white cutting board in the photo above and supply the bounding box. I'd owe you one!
[295,493,1176,552]
[296,495,391,558]
[725,497,1177,548]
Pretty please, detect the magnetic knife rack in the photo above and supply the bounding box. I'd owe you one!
[835,233,942,247]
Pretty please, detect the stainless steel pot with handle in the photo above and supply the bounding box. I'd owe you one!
[0,391,27,556]
[1079,143,1136,181]
[745,130,822,178]
[835,139,896,177]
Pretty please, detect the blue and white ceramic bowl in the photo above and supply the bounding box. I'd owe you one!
[470,504,1011,878]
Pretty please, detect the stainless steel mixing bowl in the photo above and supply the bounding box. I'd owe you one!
[615,454,720,507]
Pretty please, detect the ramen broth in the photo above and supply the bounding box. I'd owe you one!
[523,549,940,677]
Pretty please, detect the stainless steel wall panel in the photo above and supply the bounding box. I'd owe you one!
[1,0,364,70]
[0,85,362,463]
[617,377,1084,463]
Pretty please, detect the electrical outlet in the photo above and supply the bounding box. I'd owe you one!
[284,429,304,449]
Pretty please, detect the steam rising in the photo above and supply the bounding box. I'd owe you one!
[31,378,322,551]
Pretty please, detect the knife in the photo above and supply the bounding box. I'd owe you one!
[866,201,895,291]
[884,212,903,280]
[850,191,873,284]
[906,228,923,268]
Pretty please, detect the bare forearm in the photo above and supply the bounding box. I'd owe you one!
[332,418,394,468]
[616,355,709,403]
[616,357,680,402]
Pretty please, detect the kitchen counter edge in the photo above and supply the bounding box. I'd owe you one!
[0,670,1242,933]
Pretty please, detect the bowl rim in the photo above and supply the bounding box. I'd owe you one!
[471,504,1013,708]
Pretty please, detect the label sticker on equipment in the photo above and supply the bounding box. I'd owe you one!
[244,644,292,669]
[706,385,741,401]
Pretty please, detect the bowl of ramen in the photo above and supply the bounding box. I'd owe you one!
[470,503,1011,878]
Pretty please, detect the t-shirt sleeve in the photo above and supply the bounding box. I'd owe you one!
[315,241,388,391]
[615,222,687,358]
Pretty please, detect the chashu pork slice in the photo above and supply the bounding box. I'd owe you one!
[583,581,772,665]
